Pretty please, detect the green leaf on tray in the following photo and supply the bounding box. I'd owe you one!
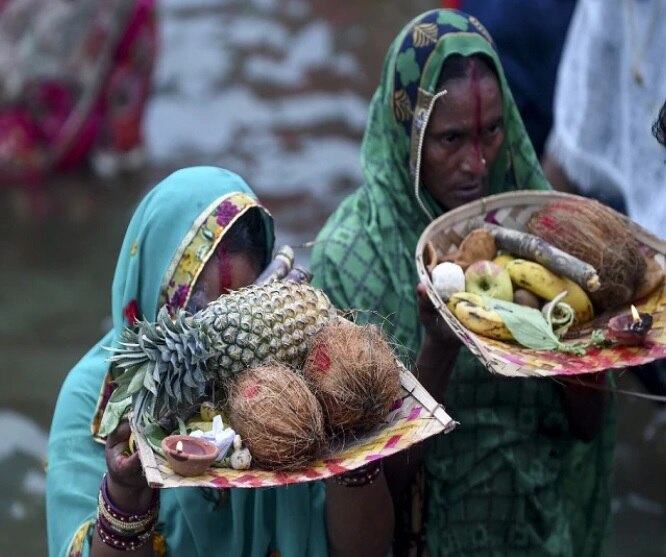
[143,421,168,456]
[483,296,562,350]
[482,296,609,355]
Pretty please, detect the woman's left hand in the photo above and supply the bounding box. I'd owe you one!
[416,282,459,345]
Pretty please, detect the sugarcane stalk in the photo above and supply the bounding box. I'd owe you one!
[480,223,600,292]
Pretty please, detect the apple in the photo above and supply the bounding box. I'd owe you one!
[465,260,514,301]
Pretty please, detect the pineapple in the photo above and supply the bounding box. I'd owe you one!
[108,282,337,429]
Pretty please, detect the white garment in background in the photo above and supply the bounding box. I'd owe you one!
[546,0,666,239]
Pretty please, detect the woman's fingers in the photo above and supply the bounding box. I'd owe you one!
[416,283,459,343]
[105,420,146,489]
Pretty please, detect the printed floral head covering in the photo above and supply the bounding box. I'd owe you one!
[111,166,273,333]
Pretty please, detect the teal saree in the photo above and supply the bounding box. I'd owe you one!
[47,167,327,557]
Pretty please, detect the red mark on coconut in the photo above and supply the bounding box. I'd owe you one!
[312,344,331,373]
[243,385,261,399]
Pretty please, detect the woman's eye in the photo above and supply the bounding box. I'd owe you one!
[486,122,502,136]
[442,132,461,144]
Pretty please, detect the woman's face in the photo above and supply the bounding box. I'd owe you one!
[187,248,259,312]
[420,73,504,211]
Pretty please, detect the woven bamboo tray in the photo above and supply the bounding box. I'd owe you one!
[131,362,456,489]
[415,190,666,378]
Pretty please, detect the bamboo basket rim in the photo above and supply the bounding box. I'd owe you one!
[415,190,666,378]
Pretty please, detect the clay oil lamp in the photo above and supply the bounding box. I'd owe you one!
[606,304,653,347]
[161,435,219,477]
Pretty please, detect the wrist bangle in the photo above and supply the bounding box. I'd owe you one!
[335,461,383,488]
[97,473,160,550]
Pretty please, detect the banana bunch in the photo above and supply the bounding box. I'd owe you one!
[505,259,594,323]
[447,292,513,341]
[442,252,595,343]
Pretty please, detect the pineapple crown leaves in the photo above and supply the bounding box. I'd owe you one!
[106,305,214,429]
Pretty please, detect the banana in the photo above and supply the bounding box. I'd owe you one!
[506,259,594,323]
[447,292,513,341]
[492,253,516,267]
[560,276,595,323]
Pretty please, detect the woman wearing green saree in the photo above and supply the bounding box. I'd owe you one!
[311,9,615,557]
[46,167,393,557]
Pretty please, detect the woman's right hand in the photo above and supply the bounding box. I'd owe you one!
[105,420,155,512]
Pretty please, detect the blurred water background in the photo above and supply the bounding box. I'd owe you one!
[0,1,664,555]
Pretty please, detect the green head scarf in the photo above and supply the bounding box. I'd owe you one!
[312,10,613,557]
[312,8,548,357]
[47,167,327,557]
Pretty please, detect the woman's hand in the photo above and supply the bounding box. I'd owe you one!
[105,420,155,512]
[416,282,459,345]
[415,281,460,397]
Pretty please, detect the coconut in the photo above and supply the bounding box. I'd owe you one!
[526,199,645,311]
[227,365,325,470]
[302,318,401,439]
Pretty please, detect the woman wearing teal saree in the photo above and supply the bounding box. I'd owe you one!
[46,167,393,557]
[311,9,615,557]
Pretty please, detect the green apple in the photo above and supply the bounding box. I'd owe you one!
[464,260,514,301]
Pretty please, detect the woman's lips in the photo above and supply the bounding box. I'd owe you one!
[454,183,484,202]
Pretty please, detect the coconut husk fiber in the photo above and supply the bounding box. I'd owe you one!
[526,199,645,310]
[302,318,401,439]
[227,365,325,471]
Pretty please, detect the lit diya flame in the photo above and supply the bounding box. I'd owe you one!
[176,440,183,454]
[606,304,653,346]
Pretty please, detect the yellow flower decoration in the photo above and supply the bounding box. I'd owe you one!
[130,239,139,257]
[178,251,199,277]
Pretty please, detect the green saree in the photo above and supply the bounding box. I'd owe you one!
[311,10,615,557]
[47,167,327,557]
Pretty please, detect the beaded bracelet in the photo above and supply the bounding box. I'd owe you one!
[100,473,159,525]
[334,461,383,488]
[96,519,154,552]
[96,473,160,551]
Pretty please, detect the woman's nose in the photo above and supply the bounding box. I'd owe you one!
[461,145,487,176]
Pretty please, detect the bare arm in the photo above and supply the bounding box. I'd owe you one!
[559,373,610,442]
[383,283,460,503]
[326,470,394,557]
[541,152,580,194]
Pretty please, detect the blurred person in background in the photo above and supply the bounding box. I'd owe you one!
[542,0,666,398]
[0,0,156,185]
[312,9,614,556]
[542,0,666,222]
[440,0,577,158]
